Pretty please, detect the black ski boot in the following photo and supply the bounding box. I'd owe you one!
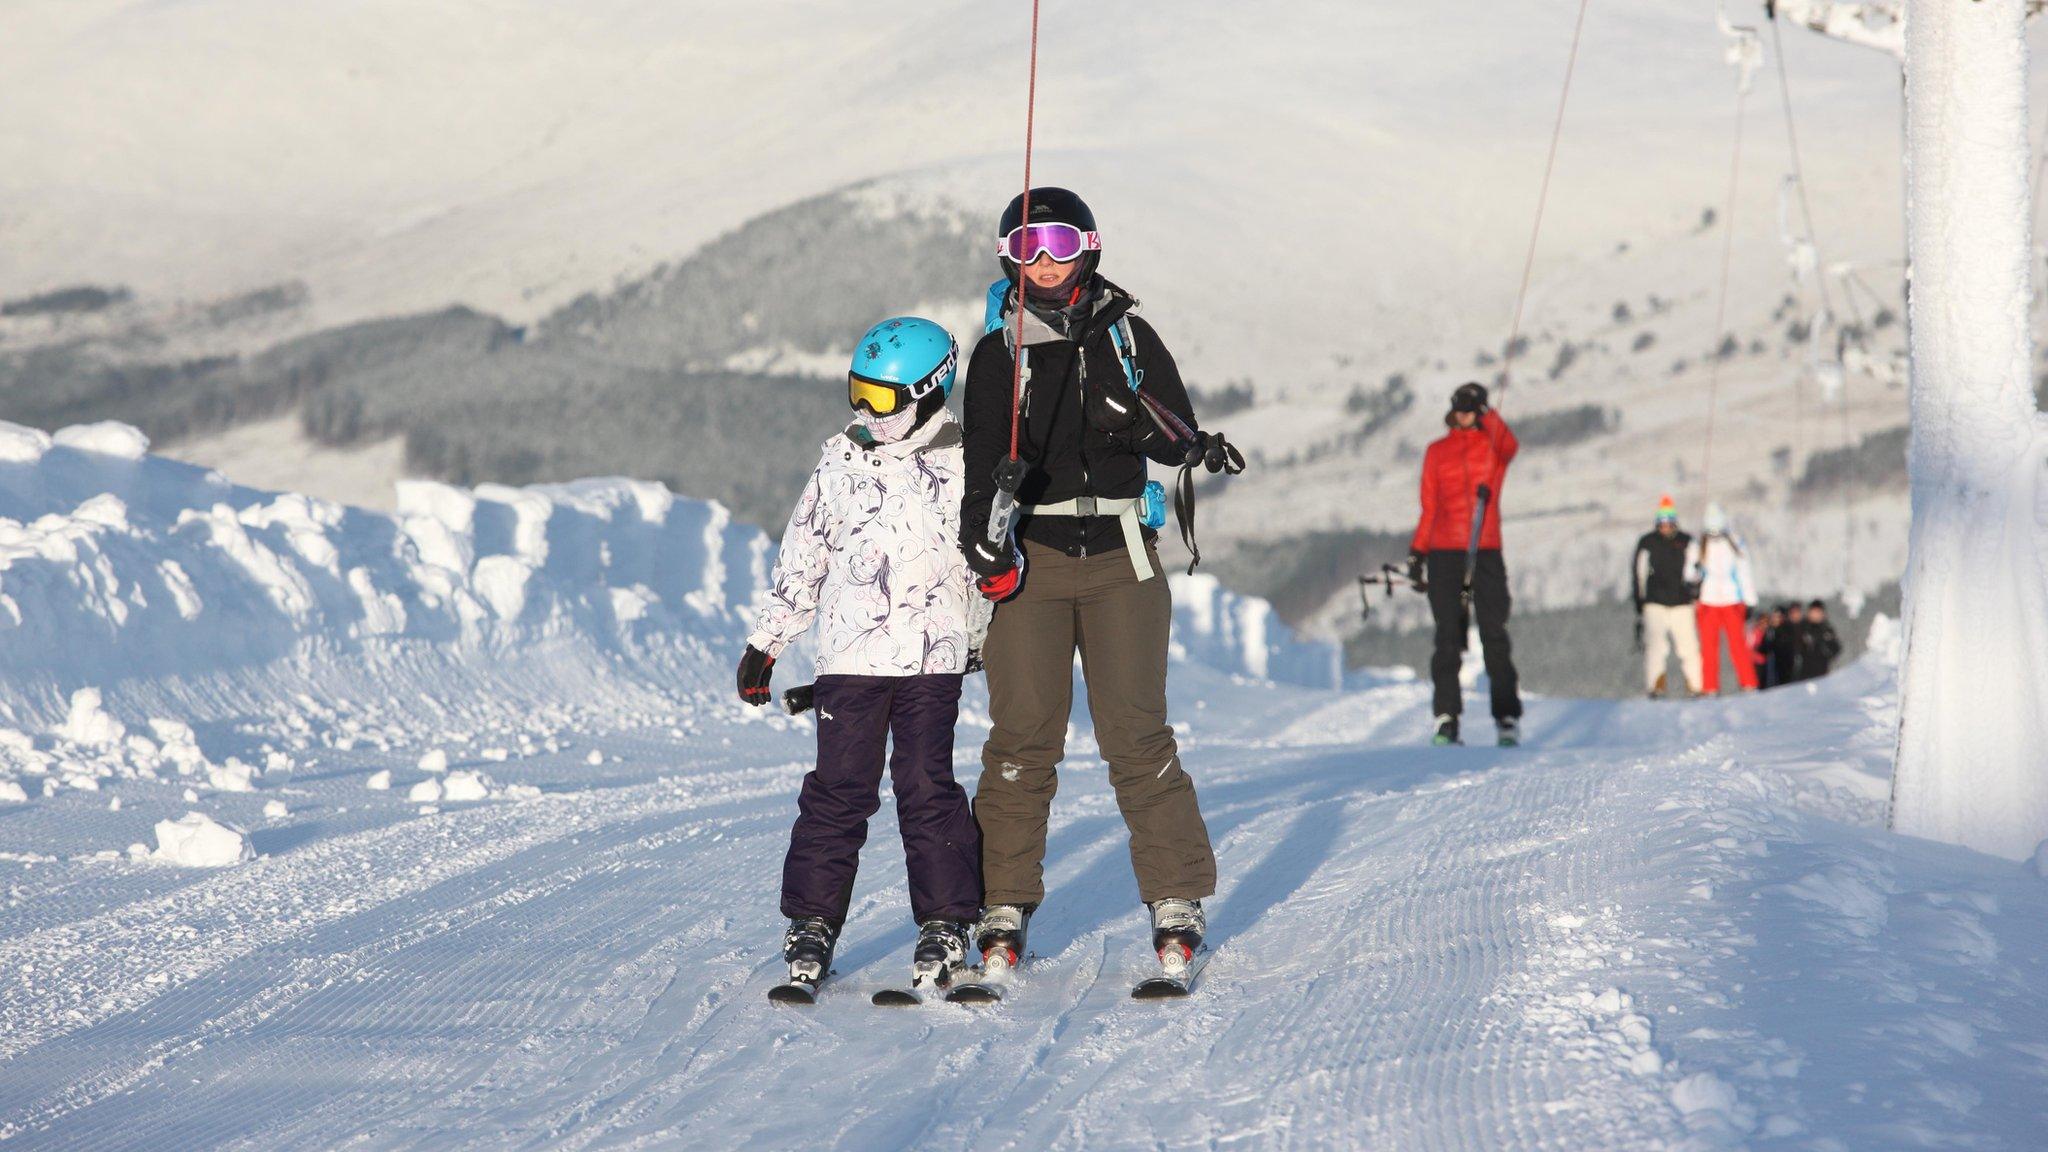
[974,903,1034,972]
[911,919,971,993]
[1431,714,1461,746]
[769,915,839,1004]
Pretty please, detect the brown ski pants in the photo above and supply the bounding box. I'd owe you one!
[976,539,1217,907]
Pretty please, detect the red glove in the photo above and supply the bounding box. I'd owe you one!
[977,568,1021,602]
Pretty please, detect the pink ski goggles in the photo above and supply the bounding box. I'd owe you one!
[998,222,1102,264]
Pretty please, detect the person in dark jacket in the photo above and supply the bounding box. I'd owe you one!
[959,187,1241,973]
[1409,382,1521,746]
[1632,496,1702,698]
[1755,604,1787,688]
[1769,601,1806,685]
[1798,599,1843,679]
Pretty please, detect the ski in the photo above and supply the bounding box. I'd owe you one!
[944,949,1020,1005]
[872,969,967,1007]
[1131,947,1209,1000]
[872,944,969,1007]
[767,975,824,1005]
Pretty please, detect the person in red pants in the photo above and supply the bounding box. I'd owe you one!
[1692,502,1758,694]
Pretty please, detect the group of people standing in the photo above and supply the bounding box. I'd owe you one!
[1631,497,1841,697]
[1751,600,1844,689]
[739,188,1235,996]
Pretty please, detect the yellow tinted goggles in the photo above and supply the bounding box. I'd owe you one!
[848,374,910,416]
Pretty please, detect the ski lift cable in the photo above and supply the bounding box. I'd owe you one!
[1004,0,1044,466]
[1767,6,1859,595]
[1496,0,1595,414]
[1765,13,1839,326]
[1698,78,1752,508]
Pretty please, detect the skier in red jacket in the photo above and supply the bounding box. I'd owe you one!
[1407,382,1522,747]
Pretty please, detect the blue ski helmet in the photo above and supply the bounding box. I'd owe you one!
[849,316,958,399]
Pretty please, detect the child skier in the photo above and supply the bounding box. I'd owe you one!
[739,316,983,1002]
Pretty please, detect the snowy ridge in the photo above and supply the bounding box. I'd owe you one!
[0,420,1331,699]
[0,419,772,686]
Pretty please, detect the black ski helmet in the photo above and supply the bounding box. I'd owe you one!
[997,187,1101,286]
[1450,382,1490,413]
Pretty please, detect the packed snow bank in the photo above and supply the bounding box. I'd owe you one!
[1170,573,1341,689]
[0,419,773,685]
[151,811,253,867]
[0,420,1332,695]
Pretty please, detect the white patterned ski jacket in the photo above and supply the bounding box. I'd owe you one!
[746,415,975,676]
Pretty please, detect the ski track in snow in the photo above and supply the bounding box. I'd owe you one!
[4,656,2047,1150]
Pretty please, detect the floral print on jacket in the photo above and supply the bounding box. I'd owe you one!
[746,415,975,676]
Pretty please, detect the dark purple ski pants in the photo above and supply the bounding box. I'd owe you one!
[779,673,982,925]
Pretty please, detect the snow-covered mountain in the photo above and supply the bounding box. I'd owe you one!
[5,0,2047,649]
[3,422,2047,1149]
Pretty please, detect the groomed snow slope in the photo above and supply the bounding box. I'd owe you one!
[2,432,2046,1150]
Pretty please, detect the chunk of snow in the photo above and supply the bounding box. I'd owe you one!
[365,769,392,791]
[1671,1072,1743,1120]
[207,759,258,792]
[57,688,125,747]
[585,749,604,766]
[473,555,533,620]
[417,748,449,773]
[408,778,444,803]
[153,812,254,867]
[262,799,289,819]
[442,770,490,802]
[0,780,27,803]
[53,422,150,459]
[0,422,52,463]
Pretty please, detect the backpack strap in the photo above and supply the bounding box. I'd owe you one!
[1108,317,1144,393]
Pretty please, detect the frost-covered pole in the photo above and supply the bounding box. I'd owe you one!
[1890,0,2048,859]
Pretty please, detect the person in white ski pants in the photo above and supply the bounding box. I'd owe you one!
[1644,603,1701,695]
[1632,497,1702,697]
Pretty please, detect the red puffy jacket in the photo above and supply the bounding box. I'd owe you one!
[1411,414,1519,553]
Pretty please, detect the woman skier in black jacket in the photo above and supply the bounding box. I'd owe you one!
[958,187,1240,988]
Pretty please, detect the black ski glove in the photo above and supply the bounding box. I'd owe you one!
[964,535,1017,580]
[1183,431,1247,475]
[1406,551,1426,590]
[738,645,774,707]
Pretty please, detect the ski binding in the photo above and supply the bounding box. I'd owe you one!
[1131,942,1209,1000]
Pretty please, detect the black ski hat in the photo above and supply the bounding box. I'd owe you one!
[998,186,1101,286]
[1450,382,1490,413]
